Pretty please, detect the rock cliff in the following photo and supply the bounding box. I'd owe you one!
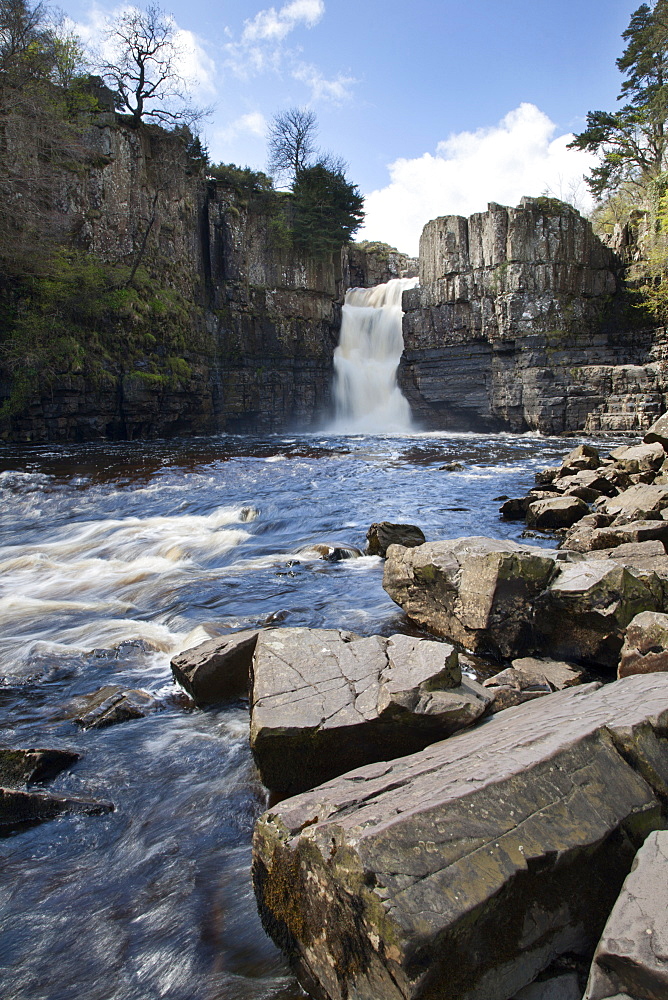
[400,198,668,434]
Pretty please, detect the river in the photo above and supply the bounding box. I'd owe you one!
[0,430,591,999]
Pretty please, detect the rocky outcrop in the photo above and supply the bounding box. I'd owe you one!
[345,241,418,288]
[252,674,668,1000]
[584,830,668,1000]
[400,198,667,434]
[249,627,490,796]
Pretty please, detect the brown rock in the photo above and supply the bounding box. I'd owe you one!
[0,748,80,788]
[609,441,665,473]
[484,657,586,712]
[0,787,114,835]
[561,444,601,470]
[170,630,260,706]
[526,496,589,530]
[619,610,668,678]
[584,830,668,1000]
[253,675,668,1000]
[69,686,154,729]
[643,410,668,449]
[601,484,668,523]
[366,522,426,557]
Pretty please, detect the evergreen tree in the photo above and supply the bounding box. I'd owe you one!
[291,164,364,258]
[570,1,668,197]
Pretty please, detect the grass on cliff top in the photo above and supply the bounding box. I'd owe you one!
[0,249,212,421]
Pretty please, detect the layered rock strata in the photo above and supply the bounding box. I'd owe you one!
[252,674,668,1000]
[400,198,666,434]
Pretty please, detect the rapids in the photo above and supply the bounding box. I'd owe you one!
[0,431,598,999]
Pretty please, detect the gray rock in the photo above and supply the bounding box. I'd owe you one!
[383,537,556,659]
[619,610,668,678]
[643,410,668,449]
[249,628,491,796]
[69,686,155,729]
[253,675,668,1000]
[564,519,668,553]
[514,973,582,1000]
[584,830,668,1000]
[526,496,589,529]
[0,748,80,788]
[500,497,530,519]
[170,630,260,706]
[601,484,668,523]
[562,444,601,470]
[535,560,662,670]
[484,657,586,712]
[300,543,362,561]
[0,787,114,835]
[609,441,666,474]
[366,522,426,557]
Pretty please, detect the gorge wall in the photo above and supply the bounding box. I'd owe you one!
[3,108,668,442]
[400,198,668,435]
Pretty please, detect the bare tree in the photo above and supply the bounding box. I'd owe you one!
[100,4,206,127]
[267,106,318,184]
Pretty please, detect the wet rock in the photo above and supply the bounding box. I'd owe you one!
[0,748,80,788]
[584,830,668,1000]
[366,522,426,557]
[439,461,463,471]
[0,787,114,836]
[643,410,668,449]
[249,628,491,796]
[383,537,557,659]
[302,543,362,561]
[535,466,560,485]
[484,657,586,712]
[70,686,155,729]
[609,441,665,473]
[619,610,668,678]
[535,560,662,670]
[600,484,668,523]
[253,675,668,1000]
[170,629,260,706]
[499,497,530,519]
[526,496,589,530]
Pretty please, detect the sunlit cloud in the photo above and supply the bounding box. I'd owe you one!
[292,63,356,104]
[358,103,599,256]
[241,0,325,42]
[216,111,267,144]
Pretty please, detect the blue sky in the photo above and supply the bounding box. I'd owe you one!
[66,0,641,253]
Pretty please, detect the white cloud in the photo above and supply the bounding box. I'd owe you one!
[216,111,267,144]
[242,0,324,42]
[228,0,325,76]
[358,103,599,256]
[72,5,216,96]
[292,63,356,104]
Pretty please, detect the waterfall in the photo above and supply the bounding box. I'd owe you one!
[330,276,418,433]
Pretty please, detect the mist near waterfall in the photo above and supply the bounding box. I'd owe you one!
[330,277,418,433]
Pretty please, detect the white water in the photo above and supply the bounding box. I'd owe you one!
[331,276,418,432]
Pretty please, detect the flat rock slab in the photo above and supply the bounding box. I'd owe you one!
[585,830,668,1000]
[609,442,665,473]
[0,787,114,836]
[171,629,260,706]
[619,610,668,678]
[600,484,668,523]
[250,628,490,796]
[0,748,80,788]
[253,675,668,1000]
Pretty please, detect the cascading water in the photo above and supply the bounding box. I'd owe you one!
[330,276,418,432]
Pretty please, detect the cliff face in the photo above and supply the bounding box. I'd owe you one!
[0,113,345,441]
[400,198,667,434]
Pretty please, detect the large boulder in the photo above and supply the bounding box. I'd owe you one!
[600,484,668,523]
[249,628,490,796]
[253,675,668,1000]
[383,537,557,659]
[643,411,668,450]
[526,496,589,530]
[535,560,662,670]
[619,610,668,678]
[366,522,426,557]
[584,830,668,1000]
[563,519,668,553]
[0,748,79,788]
[170,629,260,706]
[609,441,665,474]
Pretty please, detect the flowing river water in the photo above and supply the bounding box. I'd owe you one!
[0,429,600,1000]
